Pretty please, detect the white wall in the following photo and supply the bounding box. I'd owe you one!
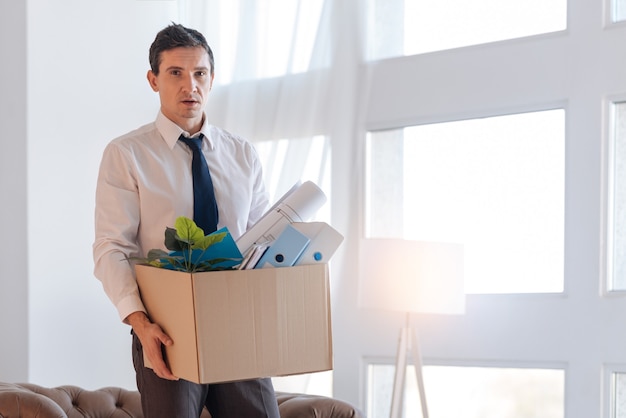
[0,0,28,383]
[24,0,179,389]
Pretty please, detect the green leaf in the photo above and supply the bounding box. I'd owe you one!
[174,216,205,244]
[125,249,170,268]
[164,227,185,251]
[146,249,170,260]
[194,231,227,250]
[126,215,240,273]
[194,257,242,272]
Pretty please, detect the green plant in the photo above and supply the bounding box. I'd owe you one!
[129,216,240,272]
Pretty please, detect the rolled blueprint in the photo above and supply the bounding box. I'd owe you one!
[236,181,327,255]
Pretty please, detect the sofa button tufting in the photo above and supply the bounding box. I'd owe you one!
[0,383,364,418]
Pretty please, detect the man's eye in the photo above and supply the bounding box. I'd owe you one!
[170,70,181,76]
[195,71,207,77]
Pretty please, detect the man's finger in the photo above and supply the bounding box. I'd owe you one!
[146,345,178,380]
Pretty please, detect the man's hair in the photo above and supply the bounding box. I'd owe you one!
[149,23,214,76]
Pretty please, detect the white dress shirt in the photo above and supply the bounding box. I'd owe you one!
[93,112,269,321]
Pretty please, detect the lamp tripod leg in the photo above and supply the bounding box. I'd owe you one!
[410,326,429,418]
[390,326,408,418]
[390,313,430,418]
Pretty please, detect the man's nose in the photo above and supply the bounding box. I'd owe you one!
[182,74,198,93]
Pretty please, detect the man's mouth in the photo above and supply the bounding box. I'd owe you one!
[181,98,199,105]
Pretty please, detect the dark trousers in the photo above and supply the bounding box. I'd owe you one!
[132,333,280,418]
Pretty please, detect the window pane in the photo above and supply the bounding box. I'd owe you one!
[614,0,626,22]
[366,110,565,294]
[272,370,333,398]
[367,364,564,418]
[367,0,567,60]
[610,102,626,290]
[614,372,626,418]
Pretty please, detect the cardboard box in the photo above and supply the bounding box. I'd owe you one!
[135,263,332,384]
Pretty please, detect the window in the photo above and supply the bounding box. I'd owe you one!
[367,0,567,60]
[181,1,623,416]
[606,365,626,418]
[366,110,565,294]
[615,372,626,418]
[613,0,626,22]
[609,102,626,291]
[367,363,564,418]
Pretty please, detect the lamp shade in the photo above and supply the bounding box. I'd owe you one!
[358,238,465,314]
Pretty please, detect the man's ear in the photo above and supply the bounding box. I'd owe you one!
[147,70,159,92]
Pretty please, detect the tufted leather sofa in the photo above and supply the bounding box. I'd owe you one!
[0,382,363,418]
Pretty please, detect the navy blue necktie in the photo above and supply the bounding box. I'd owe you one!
[179,134,219,234]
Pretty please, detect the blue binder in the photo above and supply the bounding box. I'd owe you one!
[255,224,311,268]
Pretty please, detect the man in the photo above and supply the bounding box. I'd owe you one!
[93,23,280,418]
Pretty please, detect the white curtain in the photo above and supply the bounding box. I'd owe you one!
[182,0,337,202]
[178,0,365,396]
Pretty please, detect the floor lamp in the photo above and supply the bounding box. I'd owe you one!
[359,239,465,418]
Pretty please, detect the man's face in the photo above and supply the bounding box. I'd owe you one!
[147,46,214,133]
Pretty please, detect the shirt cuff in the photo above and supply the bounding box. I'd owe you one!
[116,292,146,323]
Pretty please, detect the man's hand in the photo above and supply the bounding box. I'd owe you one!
[126,311,178,381]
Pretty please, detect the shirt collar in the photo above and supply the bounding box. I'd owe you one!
[155,111,215,150]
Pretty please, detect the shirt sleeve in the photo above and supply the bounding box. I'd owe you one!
[92,141,146,322]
